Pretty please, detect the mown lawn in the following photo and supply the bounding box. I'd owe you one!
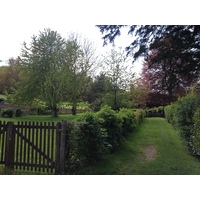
[74,118,200,175]
[0,113,81,124]
[1,117,200,175]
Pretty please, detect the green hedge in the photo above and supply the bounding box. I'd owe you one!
[65,106,145,169]
[145,106,165,118]
[164,94,200,155]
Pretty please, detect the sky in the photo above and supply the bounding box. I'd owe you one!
[0,0,142,74]
[1,0,198,75]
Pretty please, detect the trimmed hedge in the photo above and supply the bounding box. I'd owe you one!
[164,94,200,155]
[145,106,165,118]
[65,106,145,169]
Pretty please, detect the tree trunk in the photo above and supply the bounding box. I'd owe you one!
[72,105,76,115]
[52,107,58,118]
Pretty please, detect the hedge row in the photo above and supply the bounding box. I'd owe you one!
[145,106,165,118]
[164,94,200,156]
[1,109,23,117]
[65,106,145,170]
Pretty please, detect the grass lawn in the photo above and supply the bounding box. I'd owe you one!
[1,117,200,175]
[0,113,82,124]
[73,118,200,175]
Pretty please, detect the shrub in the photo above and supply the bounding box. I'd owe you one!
[72,112,106,165]
[118,108,136,138]
[164,93,200,156]
[65,106,145,169]
[174,94,200,138]
[1,109,13,118]
[96,105,123,152]
[189,107,200,155]
[146,106,165,118]
[134,109,145,124]
[15,109,23,117]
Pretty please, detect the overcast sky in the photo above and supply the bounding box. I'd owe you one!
[0,0,198,74]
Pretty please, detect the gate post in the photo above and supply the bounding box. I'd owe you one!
[5,121,15,169]
[55,120,66,174]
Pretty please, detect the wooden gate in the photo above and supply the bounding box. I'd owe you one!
[0,120,67,174]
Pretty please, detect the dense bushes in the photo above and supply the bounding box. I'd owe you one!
[1,109,13,118]
[145,106,165,118]
[164,94,200,155]
[1,109,23,117]
[66,106,144,169]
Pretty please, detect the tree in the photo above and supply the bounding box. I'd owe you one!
[140,38,195,106]
[64,34,98,115]
[85,73,113,111]
[129,78,148,108]
[0,57,21,94]
[97,25,200,81]
[15,29,68,117]
[102,47,134,110]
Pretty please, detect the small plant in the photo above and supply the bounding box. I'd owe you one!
[1,109,13,118]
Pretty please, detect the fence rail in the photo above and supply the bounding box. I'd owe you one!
[0,120,68,174]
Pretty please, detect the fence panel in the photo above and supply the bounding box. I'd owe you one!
[0,120,66,174]
[13,121,57,173]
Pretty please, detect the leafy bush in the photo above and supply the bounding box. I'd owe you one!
[145,106,165,118]
[173,94,199,138]
[118,108,136,138]
[134,109,145,124]
[15,109,23,117]
[96,105,123,152]
[72,112,106,165]
[189,107,200,155]
[164,94,200,156]
[65,106,145,170]
[1,109,13,118]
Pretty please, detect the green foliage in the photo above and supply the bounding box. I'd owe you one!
[15,109,23,117]
[71,113,106,165]
[189,108,200,155]
[145,106,165,118]
[134,109,145,124]
[66,106,145,169]
[118,108,136,137]
[164,94,200,156]
[96,105,123,152]
[1,109,13,118]
[103,92,131,110]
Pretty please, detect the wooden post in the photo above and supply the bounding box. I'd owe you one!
[5,121,15,169]
[55,120,66,174]
[60,120,67,173]
[55,122,61,174]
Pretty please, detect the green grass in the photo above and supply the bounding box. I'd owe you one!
[2,117,200,175]
[73,118,200,175]
[0,113,82,124]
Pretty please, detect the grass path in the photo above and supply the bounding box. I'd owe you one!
[75,118,200,175]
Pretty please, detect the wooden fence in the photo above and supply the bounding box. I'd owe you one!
[0,120,69,174]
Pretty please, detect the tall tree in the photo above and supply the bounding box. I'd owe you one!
[65,34,98,115]
[97,25,200,80]
[15,29,68,117]
[102,47,134,110]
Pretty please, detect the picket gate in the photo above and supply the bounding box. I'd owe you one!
[0,120,68,174]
